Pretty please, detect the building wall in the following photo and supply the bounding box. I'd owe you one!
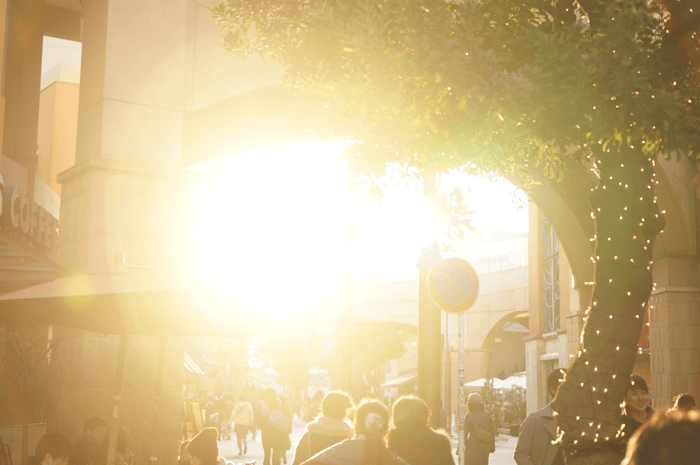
[525,206,586,414]
[37,80,79,196]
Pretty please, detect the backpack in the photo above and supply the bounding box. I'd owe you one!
[268,408,289,432]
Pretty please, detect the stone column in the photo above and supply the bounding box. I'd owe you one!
[50,1,192,463]
[649,255,700,410]
[3,0,45,194]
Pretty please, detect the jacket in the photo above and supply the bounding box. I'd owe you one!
[231,401,254,426]
[292,416,354,465]
[301,437,408,465]
[388,425,455,465]
[513,404,559,465]
[463,411,495,465]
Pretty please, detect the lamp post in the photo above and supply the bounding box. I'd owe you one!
[341,226,358,393]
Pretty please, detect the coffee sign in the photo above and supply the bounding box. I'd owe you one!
[0,175,59,252]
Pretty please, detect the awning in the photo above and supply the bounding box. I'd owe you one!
[184,352,205,376]
[380,374,418,388]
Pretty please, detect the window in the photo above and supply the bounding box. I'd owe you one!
[542,213,560,333]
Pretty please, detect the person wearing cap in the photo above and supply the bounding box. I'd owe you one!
[187,427,232,465]
[292,391,354,465]
[514,368,567,465]
[463,392,495,465]
[620,375,654,444]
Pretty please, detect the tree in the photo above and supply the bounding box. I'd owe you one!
[212,1,700,463]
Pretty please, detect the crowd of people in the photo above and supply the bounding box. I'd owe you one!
[178,390,456,465]
[514,369,700,465]
[20,376,700,465]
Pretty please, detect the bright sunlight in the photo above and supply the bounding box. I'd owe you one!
[188,141,527,321]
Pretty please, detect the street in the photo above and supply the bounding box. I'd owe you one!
[218,418,518,465]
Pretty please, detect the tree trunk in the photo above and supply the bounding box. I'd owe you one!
[552,146,664,465]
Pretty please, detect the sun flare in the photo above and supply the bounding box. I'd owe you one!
[188,141,527,321]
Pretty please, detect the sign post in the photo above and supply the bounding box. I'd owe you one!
[427,256,479,446]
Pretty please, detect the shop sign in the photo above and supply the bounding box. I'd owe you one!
[0,175,59,252]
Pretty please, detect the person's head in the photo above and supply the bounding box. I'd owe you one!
[354,399,390,436]
[321,391,353,419]
[312,390,325,402]
[467,392,484,413]
[93,427,129,465]
[391,395,430,428]
[622,411,700,465]
[239,394,247,402]
[547,368,567,399]
[674,393,696,412]
[186,427,220,465]
[354,400,390,465]
[83,417,107,442]
[198,390,209,403]
[624,375,650,415]
[35,433,72,465]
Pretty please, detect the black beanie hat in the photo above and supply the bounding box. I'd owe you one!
[187,427,219,464]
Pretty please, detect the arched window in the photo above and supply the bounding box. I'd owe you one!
[542,214,560,333]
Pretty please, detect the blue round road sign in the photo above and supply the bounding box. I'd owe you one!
[427,257,479,313]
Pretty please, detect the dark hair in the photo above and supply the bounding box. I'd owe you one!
[547,368,567,398]
[83,417,107,435]
[675,394,696,412]
[90,427,129,465]
[468,402,484,413]
[322,391,353,419]
[198,390,208,398]
[312,390,325,401]
[391,395,429,428]
[239,394,247,402]
[627,375,649,394]
[624,411,700,465]
[35,433,73,461]
[262,387,277,406]
[354,400,390,465]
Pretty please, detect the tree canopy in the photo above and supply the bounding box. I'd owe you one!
[212,1,700,463]
[213,0,700,187]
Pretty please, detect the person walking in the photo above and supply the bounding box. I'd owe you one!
[231,394,255,457]
[387,395,455,465]
[292,391,354,465]
[220,395,235,441]
[300,399,408,465]
[463,393,495,465]
[306,390,325,422]
[514,368,566,465]
[198,390,219,429]
[262,388,291,465]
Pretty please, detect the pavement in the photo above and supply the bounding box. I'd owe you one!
[218,418,519,465]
